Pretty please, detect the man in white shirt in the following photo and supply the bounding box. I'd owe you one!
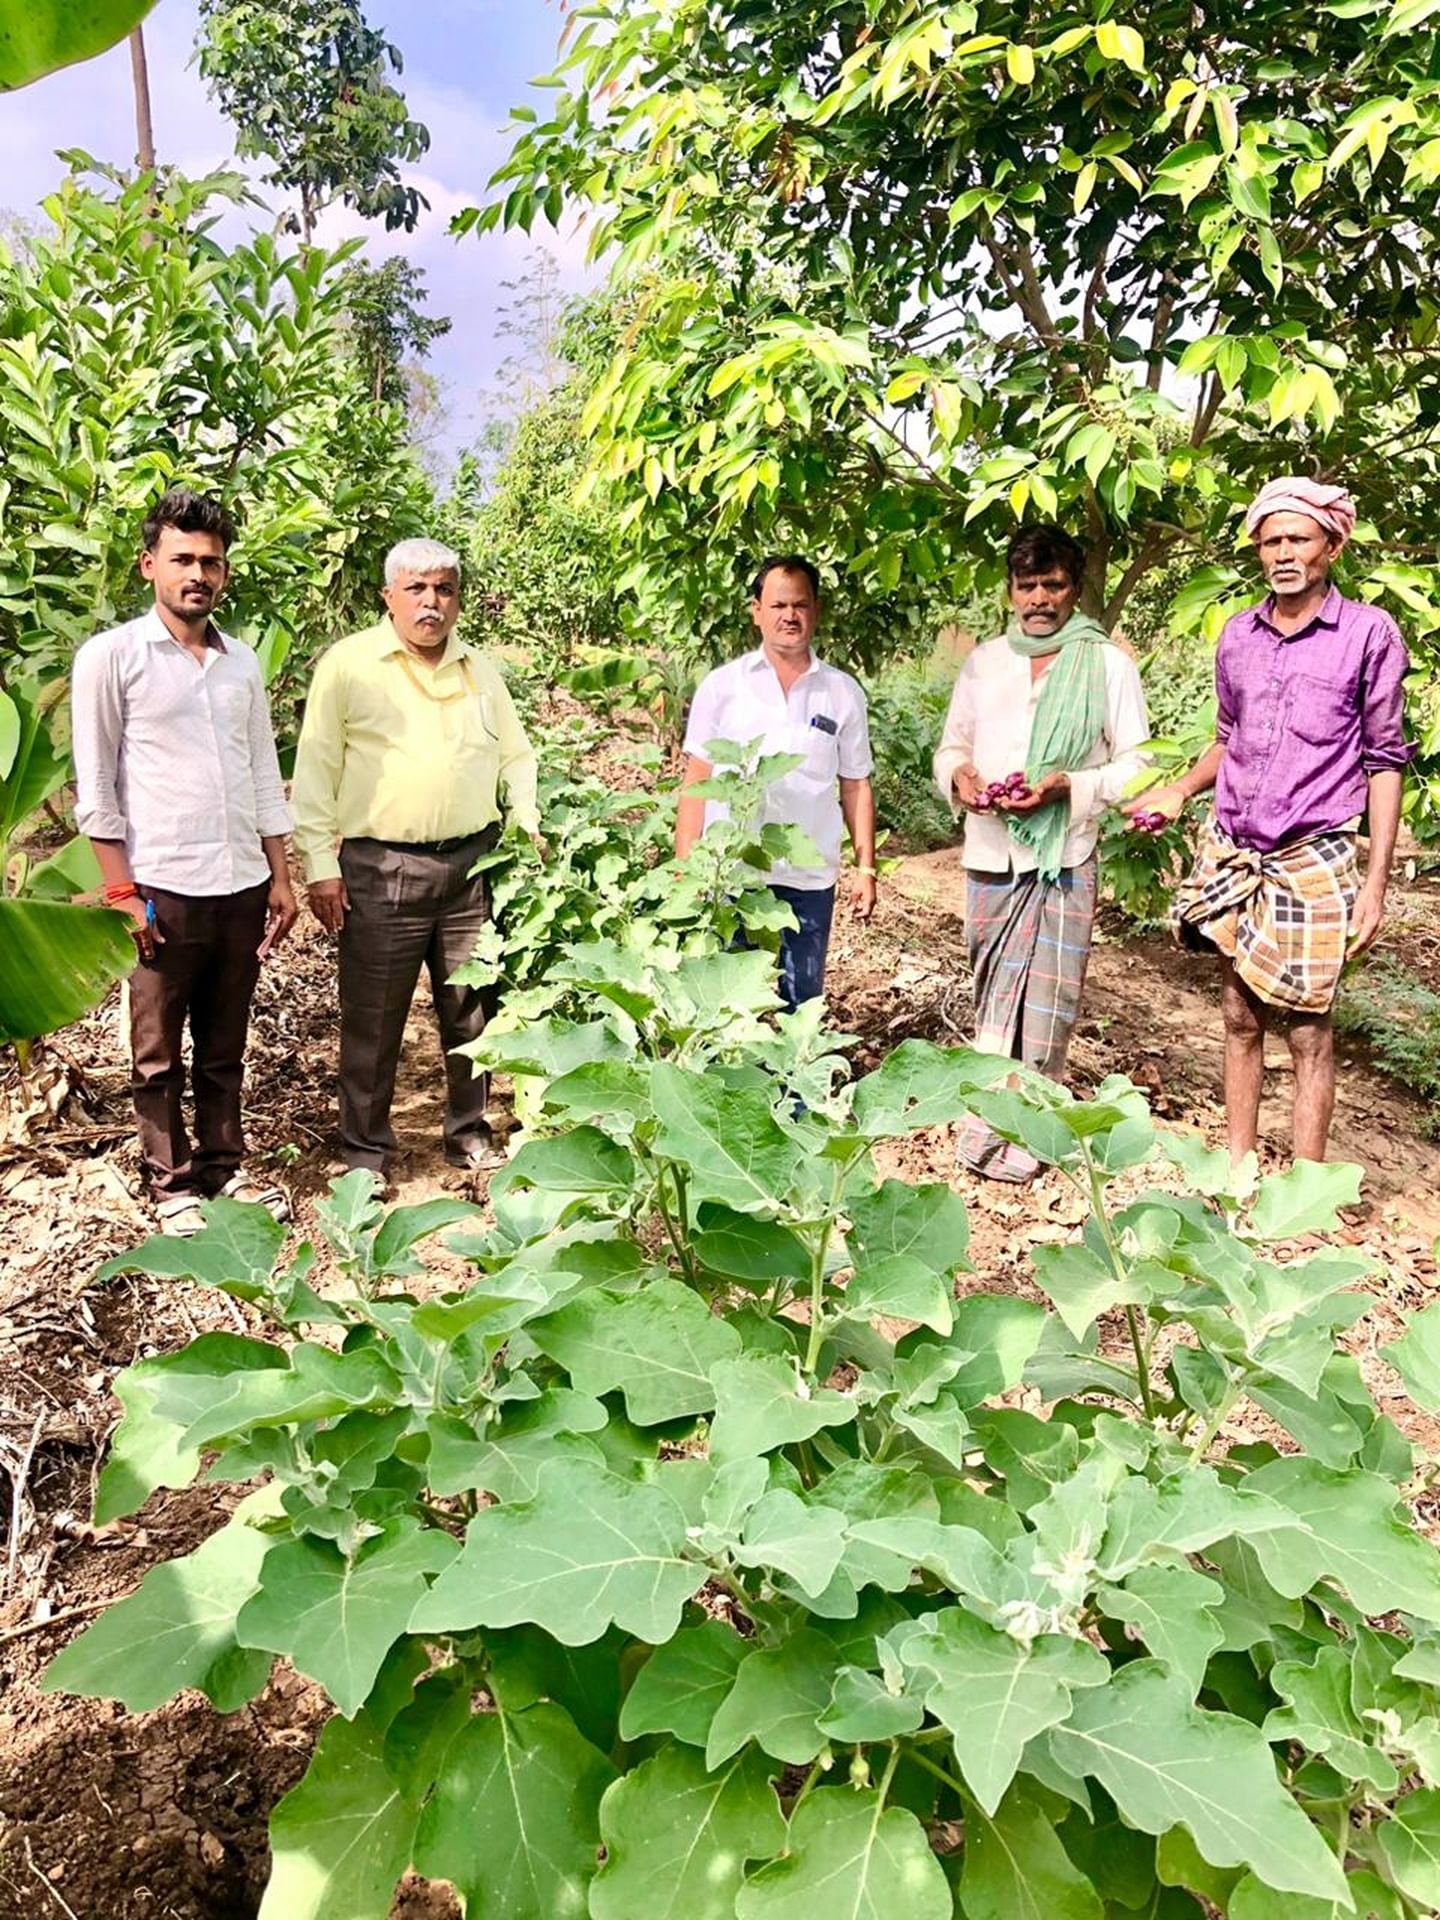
[675,556,876,1007]
[72,490,297,1234]
[933,525,1150,1181]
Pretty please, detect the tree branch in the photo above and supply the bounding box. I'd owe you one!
[1191,370,1223,446]
[1104,526,1179,627]
[1147,287,1176,392]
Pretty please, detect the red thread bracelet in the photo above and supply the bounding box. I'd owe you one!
[104,883,141,904]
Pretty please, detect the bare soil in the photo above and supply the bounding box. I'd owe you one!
[0,848,1436,1918]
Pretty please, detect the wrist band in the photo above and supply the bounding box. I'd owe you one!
[856,866,877,877]
[104,883,141,904]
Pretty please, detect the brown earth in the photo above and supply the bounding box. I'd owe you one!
[0,849,1437,1918]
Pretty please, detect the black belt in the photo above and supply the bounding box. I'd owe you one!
[357,828,497,855]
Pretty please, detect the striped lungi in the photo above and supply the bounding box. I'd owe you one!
[956,855,1099,1182]
[1173,821,1358,1013]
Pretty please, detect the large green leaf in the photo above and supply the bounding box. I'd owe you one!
[44,1518,273,1712]
[735,1787,951,1919]
[1262,1647,1398,1791]
[849,1039,1012,1136]
[1377,1787,1440,1909]
[259,1709,417,1920]
[155,1341,404,1450]
[408,1457,705,1644]
[650,1062,804,1212]
[94,1333,289,1524]
[707,1352,857,1461]
[97,1198,287,1296]
[846,1178,971,1271]
[1049,1661,1350,1901]
[235,1521,457,1717]
[591,1746,786,1920]
[619,1619,748,1746]
[1245,1160,1363,1241]
[0,0,159,89]
[842,1253,954,1334]
[899,1606,1108,1815]
[1245,1457,1440,1621]
[960,1784,1105,1920]
[412,1702,614,1918]
[0,898,135,1045]
[734,1489,849,1598]
[0,686,66,839]
[706,1630,841,1768]
[693,1204,813,1286]
[1095,1563,1227,1695]
[531,1278,741,1423]
[1383,1302,1440,1414]
[0,688,17,778]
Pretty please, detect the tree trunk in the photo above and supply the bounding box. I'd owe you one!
[129,26,157,175]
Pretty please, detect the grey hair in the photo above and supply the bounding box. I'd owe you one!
[384,537,461,585]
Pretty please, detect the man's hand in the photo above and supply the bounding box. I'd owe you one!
[850,871,877,922]
[528,831,551,862]
[308,877,350,933]
[1121,782,1187,824]
[1347,881,1386,959]
[258,877,299,959]
[1003,770,1070,814]
[950,765,984,812]
[122,894,161,962]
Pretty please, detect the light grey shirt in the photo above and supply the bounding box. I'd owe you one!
[72,609,292,894]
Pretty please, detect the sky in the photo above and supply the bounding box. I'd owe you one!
[0,0,599,463]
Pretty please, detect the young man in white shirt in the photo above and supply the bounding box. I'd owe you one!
[933,525,1150,1181]
[72,490,297,1234]
[675,556,877,1007]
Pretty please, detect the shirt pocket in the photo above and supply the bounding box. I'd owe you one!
[784,716,840,784]
[1287,672,1356,749]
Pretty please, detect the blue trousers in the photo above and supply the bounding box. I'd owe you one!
[771,885,836,1011]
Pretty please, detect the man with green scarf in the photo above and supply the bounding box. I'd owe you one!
[933,525,1150,1181]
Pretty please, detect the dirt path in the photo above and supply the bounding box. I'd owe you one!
[0,850,1436,1918]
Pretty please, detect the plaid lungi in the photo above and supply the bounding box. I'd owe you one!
[956,856,1099,1181]
[1173,820,1358,1013]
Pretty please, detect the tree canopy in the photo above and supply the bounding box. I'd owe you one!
[196,0,431,241]
[479,0,1440,823]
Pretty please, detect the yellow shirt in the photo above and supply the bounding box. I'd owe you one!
[291,619,540,883]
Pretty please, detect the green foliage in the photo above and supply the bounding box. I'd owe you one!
[1333,957,1440,1132]
[0,159,432,707]
[0,894,134,1046]
[338,257,450,408]
[195,0,430,241]
[478,0,1440,824]
[50,759,1440,1916]
[863,661,955,848]
[0,0,156,91]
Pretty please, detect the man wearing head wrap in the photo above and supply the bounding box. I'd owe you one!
[1128,477,1413,1168]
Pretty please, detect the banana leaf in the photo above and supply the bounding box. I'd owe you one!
[0,0,158,91]
[0,898,135,1045]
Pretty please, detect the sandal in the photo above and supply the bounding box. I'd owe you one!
[217,1171,292,1222]
[155,1193,208,1238]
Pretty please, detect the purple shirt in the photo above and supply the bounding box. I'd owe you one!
[1214,587,1413,853]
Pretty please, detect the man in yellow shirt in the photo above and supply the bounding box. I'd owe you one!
[291,538,539,1182]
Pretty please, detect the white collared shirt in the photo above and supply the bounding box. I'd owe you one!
[932,636,1150,874]
[72,609,292,894]
[683,646,873,890]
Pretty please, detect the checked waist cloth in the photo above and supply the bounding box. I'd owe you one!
[1174,820,1359,1014]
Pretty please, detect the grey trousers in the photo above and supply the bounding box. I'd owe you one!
[337,834,495,1170]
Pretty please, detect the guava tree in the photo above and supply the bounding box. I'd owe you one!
[477,0,1440,824]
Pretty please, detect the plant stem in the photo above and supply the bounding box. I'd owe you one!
[1082,1140,1156,1420]
[790,1755,827,1815]
[803,1174,842,1375]
[901,1742,967,1800]
[1187,1379,1242,1465]
[876,1743,902,1806]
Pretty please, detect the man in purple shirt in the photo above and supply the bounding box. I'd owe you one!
[1131,477,1412,1168]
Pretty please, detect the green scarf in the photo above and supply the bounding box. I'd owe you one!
[1004,610,1111,882]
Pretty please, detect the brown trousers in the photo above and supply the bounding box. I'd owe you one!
[130,881,269,1196]
[336,834,495,1171]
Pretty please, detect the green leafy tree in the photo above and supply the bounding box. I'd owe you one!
[196,0,430,242]
[478,0,1440,824]
[338,256,450,407]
